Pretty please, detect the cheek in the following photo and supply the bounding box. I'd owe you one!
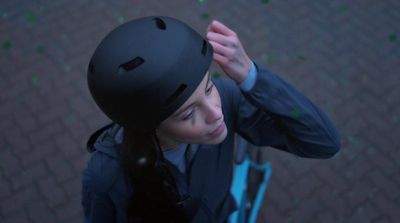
[212,88,221,105]
[171,123,207,141]
[211,90,223,115]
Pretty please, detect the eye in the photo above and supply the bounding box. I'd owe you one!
[183,110,194,121]
[206,84,214,95]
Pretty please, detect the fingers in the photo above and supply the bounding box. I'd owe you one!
[206,32,234,47]
[207,20,236,37]
[213,53,228,65]
[208,40,232,58]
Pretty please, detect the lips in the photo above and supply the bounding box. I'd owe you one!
[209,121,223,135]
[211,123,222,133]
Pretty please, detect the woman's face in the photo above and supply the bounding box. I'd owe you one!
[156,71,227,150]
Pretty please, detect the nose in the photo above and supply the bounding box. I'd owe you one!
[205,102,222,124]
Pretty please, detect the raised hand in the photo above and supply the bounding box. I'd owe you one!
[206,20,252,84]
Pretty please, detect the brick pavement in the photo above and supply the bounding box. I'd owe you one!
[0,0,399,222]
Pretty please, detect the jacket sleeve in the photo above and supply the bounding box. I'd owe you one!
[81,153,116,222]
[231,61,341,158]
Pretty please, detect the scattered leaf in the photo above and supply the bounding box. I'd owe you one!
[64,65,71,72]
[346,135,356,144]
[66,114,74,121]
[388,33,397,42]
[118,16,125,24]
[339,5,348,12]
[36,45,45,54]
[212,72,222,79]
[3,39,12,49]
[339,78,350,87]
[297,55,305,60]
[26,14,37,22]
[261,0,270,4]
[347,191,354,197]
[267,54,278,64]
[200,13,209,20]
[356,207,364,214]
[368,188,379,200]
[31,76,38,85]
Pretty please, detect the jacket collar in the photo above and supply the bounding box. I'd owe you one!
[91,124,122,159]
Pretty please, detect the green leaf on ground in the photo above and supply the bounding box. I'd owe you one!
[267,54,278,64]
[200,13,209,20]
[212,72,222,79]
[36,45,45,54]
[388,33,397,42]
[368,187,378,199]
[66,114,74,121]
[346,190,354,198]
[26,14,37,22]
[261,0,270,4]
[118,16,125,24]
[297,55,305,60]
[339,5,348,12]
[31,76,38,86]
[356,207,364,214]
[64,65,71,72]
[3,40,12,49]
[339,78,350,87]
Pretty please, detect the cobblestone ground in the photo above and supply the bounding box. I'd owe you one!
[0,0,399,222]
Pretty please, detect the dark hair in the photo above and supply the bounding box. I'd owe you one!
[120,127,188,223]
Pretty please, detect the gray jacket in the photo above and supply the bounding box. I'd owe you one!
[81,61,341,222]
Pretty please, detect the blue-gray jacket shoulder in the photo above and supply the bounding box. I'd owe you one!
[214,61,340,158]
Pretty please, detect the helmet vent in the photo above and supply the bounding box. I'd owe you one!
[164,84,187,107]
[154,18,166,30]
[201,39,207,56]
[119,57,145,73]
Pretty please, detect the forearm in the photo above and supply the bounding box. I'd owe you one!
[240,61,341,158]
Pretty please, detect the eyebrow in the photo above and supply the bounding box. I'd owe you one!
[172,72,211,118]
[205,72,211,91]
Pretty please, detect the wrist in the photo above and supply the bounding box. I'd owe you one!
[235,59,252,84]
[238,61,257,91]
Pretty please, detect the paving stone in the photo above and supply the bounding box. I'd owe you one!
[1,0,399,222]
[10,162,47,191]
[0,186,41,216]
[45,154,75,183]
[37,176,67,208]
[26,200,57,223]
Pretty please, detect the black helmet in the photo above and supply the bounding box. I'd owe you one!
[87,16,213,131]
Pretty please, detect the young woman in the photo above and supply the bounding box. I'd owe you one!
[82,16,340,223]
